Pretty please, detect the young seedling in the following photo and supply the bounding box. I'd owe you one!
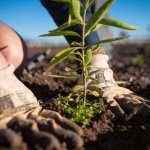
[41,0,137,126]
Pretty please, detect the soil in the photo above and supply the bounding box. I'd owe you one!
[1,43,150,150]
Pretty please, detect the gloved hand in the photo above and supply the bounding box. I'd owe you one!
[7,107,83,150]
[0,64,83,150]
[89,52,150,119]
[0,64,38,125]
[101,86,150,119]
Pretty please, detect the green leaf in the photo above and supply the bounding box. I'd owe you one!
[49,47,80,67]
[71,41,82,47]
[91,43,101,53]
[87,75,96,81]
[48,74,80,78]
[85,49,92,65]
[73,85,84,93]
[88,84,103,90]
[86,0,94,8]
[40,30,81,37]
[87,90,100,97]
[87,36,128,47]
[91,24,102,33]
[85,0,114,36]
[67,55,82,62]
[65,67,81,72]
[100,18,138,30]
[50,19,82,32]
[51,0,71,3]
[71,0,82,22]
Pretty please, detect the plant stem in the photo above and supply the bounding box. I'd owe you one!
[82,2,87,103]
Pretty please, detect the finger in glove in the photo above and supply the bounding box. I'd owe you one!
[27,107,84,136]
[114,94,150,117]
[124,93,150,105]
[0,128,27,150]
[39,109,84,136]
[104,97,126,119]
[34,115,83,149]
[7,116,62,150]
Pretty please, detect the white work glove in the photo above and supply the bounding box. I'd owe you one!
[0,64,83,149]
[89,53,150,119]
[0,64,38,124]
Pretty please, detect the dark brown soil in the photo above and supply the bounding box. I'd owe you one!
[1,43,150,150]
[111,43,150,99]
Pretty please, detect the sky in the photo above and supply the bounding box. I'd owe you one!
[0,0,150,43]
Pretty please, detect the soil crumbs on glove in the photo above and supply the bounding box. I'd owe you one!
[2,43,150,150]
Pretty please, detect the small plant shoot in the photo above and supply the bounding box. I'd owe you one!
[41,0,137,126]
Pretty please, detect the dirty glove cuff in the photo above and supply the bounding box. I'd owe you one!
[90,54,117,88]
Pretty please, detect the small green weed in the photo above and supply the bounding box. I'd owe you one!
[57,93,106,127]
[133,54,144,65]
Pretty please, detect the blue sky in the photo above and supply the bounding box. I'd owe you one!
[0,0,150,43]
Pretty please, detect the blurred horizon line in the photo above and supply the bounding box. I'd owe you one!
[24,34,150,47]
